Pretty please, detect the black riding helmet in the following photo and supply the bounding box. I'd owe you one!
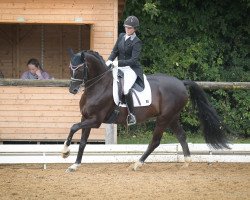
[123,16,139,28]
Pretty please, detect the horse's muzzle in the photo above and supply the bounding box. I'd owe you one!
[69,87,79,94]
[69,82,80,94]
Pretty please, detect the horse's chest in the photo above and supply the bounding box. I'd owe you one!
[80,100,100,118]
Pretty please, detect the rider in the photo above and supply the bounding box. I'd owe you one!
[106,15,144,126]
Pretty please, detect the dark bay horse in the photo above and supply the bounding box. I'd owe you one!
[61,50,230,172]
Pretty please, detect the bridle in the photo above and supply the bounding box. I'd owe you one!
[69,61,112,89]
[69,62,87,83]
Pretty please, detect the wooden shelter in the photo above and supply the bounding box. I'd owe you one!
[0,0,126,143]
[0,0,126,79]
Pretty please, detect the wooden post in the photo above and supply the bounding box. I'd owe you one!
[105,124,117,144]
[90,25,94,50]
[16,25,20,78]
[60,25,63,78]
[41,25,44,68]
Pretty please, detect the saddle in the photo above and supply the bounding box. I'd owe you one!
[105,67,152,124]
[112,67,152,107]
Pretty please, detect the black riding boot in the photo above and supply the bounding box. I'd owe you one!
[125,90,136,126]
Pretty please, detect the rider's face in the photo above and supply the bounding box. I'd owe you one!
[124,26,135,36]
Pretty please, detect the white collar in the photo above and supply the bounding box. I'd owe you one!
[124,33,136,41]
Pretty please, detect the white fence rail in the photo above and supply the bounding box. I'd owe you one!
[0,144,250,164]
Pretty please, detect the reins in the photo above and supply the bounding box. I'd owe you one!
[82,67,112,90]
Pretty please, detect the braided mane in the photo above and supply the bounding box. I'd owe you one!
[85,50,106,65]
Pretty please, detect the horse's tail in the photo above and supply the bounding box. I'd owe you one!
[183,80,231,149]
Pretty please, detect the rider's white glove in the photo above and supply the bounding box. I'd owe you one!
[106,60,113,66]
[112,60,118,67]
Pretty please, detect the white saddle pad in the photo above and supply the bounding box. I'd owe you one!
[112,67,152,107]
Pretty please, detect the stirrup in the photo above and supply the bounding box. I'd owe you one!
[127,114,136,126]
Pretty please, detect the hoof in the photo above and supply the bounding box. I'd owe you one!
[180,162,190,169]
[180,156,191,169]
[65,167,76,173]
[61,149,70,158]
[61,141,70,158]
[65,164,80,173]
[128,161,144,171]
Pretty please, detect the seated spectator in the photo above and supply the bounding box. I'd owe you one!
[21,58,52,80]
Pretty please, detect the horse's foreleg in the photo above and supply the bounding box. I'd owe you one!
[61,117,100,159]
[129,125,164,171]
[170,119,191,168]
[66,128,91,173]
[61,122,82,158]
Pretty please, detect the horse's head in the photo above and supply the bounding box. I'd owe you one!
[68,49,109,94]
[68,49,87,94]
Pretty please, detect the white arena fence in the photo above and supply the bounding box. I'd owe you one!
[0,144,250,165]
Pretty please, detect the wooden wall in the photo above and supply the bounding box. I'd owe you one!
[0,86,105,142]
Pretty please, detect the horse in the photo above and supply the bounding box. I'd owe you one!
[61,49,231,172]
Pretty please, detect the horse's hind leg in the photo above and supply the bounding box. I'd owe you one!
[129,120,165,171]
[169,117,191,168]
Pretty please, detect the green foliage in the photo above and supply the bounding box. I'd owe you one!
[117,123,250,144]
[119,0,250,137]
[208,90,250,137]
[117,122,195,144]
[123,0,249,80]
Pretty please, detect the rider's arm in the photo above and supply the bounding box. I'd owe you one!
[108,33,125,61]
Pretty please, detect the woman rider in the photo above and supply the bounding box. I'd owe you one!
[106,16,144,126]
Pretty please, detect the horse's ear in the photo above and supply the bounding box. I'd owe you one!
[67,48,74,58]
[81,51,85,62]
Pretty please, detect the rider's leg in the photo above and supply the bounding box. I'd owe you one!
[123,67,137,125]
[125,89,136,125]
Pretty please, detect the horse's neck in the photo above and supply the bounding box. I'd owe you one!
[86,55,107,76]
[85,70,112,92]
[85,53,113,93]
[84,71,113,111]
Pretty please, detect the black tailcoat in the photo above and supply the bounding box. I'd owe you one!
[108,33,144,88]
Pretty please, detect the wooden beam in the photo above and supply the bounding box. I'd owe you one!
[0,79,70,87]
[0,79,249,90]
[195,81,250,90]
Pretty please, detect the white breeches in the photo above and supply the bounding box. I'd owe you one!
[118,66,137,95]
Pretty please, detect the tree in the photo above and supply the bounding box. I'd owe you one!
[119,0,249,137]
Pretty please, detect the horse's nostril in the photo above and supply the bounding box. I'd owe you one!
[69,87,78,94]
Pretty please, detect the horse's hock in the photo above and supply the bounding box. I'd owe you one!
[0,85,106,143]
